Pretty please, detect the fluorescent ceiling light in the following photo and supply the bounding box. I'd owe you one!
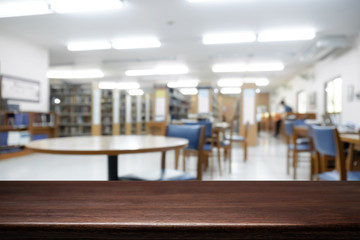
[220,88,241,95]
[118,82,140,90]
[188,0,241,2]
[167,80,199,88]
[125,65,189,76]
[0,0,51,18]
[112,38,161,49]
[98,82,140,90]
[217,78,243,87]
[128,89,144,96]
[47,69,104,79]
[247,63,284,72]
[203,33,256,45]
[179,88,198,95]
[212,62,284,72]
[258,29,316,42]
[67,41,111,51]
[50,0,123,14]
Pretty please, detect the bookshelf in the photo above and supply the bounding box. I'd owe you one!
[101,89,113,136]
[50,83,92,137]
[0,111,58,160]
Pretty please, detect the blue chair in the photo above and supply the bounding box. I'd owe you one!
[226,122,249,162]
[313,126,360,181]
[119,124,205,181]
[184,122,220,174]
[284,120,311,179]
[306,122,321,180]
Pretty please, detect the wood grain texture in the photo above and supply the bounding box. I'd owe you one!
[25,135,188,155]
[0,182,360,239]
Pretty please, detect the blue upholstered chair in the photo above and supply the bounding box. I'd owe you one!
[306,122,321,180]
[284,120,311,179]
[184,122,220,175]
[226,122,249,162]
[313,126,360,181]
[119,124,205,181]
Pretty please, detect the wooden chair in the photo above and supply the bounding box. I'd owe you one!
[313,126,360,181]
[284,120,311,180]
[227,122,249,162]
[220,123,233,173]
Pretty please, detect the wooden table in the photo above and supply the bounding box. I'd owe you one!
[26,136,188,181]
[1,181,360,239]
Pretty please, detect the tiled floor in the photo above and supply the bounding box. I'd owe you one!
[0,132,312,181]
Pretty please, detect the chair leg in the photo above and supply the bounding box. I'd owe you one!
[293,150,297,180]
[287,148,290,175]
[217,150,222,176]
[244,142,248,161]
[229,146,232,174]
[183,151,187,171]
[175,149,180,170]
[310,154,314,181]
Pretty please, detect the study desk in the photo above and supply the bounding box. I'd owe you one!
[0,181,360,239]
[26,136,188,180]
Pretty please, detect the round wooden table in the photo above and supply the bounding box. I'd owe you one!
[26,135,188,181]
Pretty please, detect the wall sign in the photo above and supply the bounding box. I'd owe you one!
[1,75,40,102]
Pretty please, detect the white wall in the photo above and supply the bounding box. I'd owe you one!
[271,36,360,125]
[0,32,49,112]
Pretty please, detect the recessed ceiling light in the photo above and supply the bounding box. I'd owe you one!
[50,0,123,14]
[256,88,261,94]
[203,32,256,45]
[220,88,241,94]
[212,62,284,72]
[112,38,161,50]
[128,89,144,96]
[98,82,140,90]
[67,41,111,51]
[258,29,316,42]
[47,69,104,79]
[217,78,243,87]
[125,65,189,76]
[167,80,199,88]
[179,88,198,95]
[0,0,51,18]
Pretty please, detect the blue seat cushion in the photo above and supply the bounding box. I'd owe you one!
[221,140,230,147]
[288,143,310,151]
[317,170,360,181]
[226,135,244,141]
[203,143,212,151]
[119,169,196,181]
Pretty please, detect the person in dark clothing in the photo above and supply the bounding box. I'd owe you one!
[274,100,293,137]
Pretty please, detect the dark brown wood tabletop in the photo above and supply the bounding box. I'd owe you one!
[0,181,360,239]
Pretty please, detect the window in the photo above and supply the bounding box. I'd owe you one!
[297,91,307,113]
[325,77,342,113]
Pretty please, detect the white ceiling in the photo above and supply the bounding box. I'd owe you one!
[0,0,360,91]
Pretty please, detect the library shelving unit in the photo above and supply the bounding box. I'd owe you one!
[101,89,113,136]
[187,87,220,121]
[153,86,190,123]
[50,83,92,137]
[0,111,58,160]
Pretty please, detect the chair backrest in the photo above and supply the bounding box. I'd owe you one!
[313,126,346,180]
[166,124,204,151]
[312,126,337,157]
[306,123,320,139]
[185,122,212,138]
[146,122,167,136]
[293,119,306,126]
[284,121,293,136]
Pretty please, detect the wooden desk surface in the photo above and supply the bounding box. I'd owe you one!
[341,134,360,145]
[26,135,188,155]
[1,181,360,239]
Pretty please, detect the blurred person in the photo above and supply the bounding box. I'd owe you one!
[274,100,293,137]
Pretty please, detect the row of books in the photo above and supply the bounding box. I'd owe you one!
[7,113,30,127]
[0,131,31,147]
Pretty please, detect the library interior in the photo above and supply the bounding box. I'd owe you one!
[1,0,360,239]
